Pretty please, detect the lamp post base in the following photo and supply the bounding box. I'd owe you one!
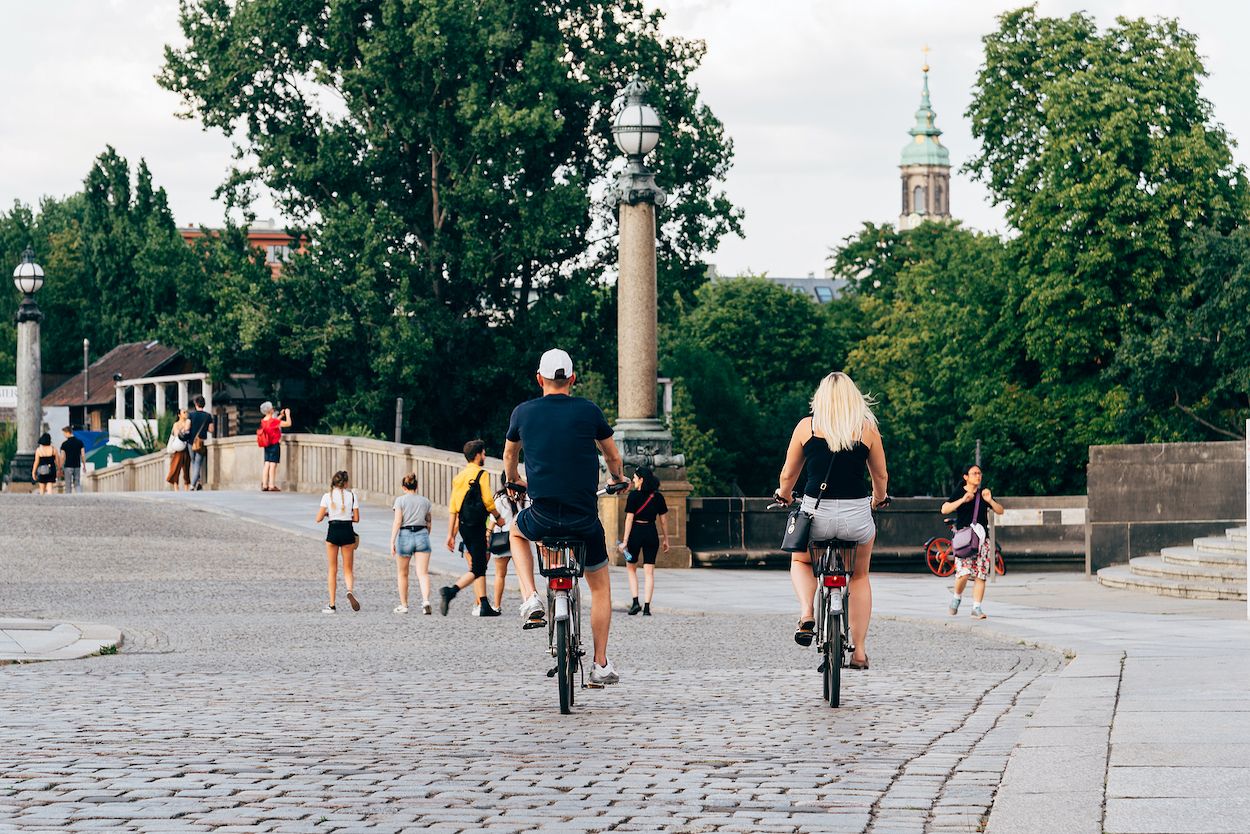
[602,419,693,567]
[613,418,684,469]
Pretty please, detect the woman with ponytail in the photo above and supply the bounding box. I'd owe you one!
[620,466,669,616]
[315,470,361,613]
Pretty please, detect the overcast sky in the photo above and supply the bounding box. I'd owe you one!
[1,1,1246,277]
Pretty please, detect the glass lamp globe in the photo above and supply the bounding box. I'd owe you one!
[612,101,661,157]
[12,248,44,295]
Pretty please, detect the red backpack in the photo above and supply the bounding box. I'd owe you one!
[256,418,278,447]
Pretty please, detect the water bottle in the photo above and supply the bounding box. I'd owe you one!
[619,540,636,564]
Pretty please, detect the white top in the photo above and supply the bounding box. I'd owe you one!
[320,489,358,522]
[496,491,530,531]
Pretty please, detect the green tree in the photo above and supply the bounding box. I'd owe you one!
[966,8,1249,377]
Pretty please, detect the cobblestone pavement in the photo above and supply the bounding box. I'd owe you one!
[0,496,1063,833]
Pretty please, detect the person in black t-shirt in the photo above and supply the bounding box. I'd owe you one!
[59,427,86,494]
[503,348,627,687]
[939,464,1005,619]
[619,466,669,616]
[187,395,213,490]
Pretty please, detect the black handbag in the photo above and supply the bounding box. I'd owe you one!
[780,453,838,553]
[489,530,511,554]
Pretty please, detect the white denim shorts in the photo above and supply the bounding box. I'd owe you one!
[801,496,876,545]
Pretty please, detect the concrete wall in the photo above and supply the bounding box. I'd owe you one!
[688,495,1086,570]
[1086,441,1247,572]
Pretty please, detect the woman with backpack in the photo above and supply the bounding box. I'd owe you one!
[315,470,360,613]
[940,464,1004,619]
[439,439,505,616]
[258,402,292,492]
[619,466,670,616]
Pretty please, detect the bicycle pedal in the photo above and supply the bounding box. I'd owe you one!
[523,620,546,630]
[546,667,557,678]
[584,681,604,689]
[817,659,826,673]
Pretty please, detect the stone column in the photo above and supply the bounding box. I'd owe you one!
[202,379,213,413]
[155,384,166,418]
[115,386,125,420]
[9,303,42,488]
[177,381,189,411]
[617,201,658,423]
[132,384,144,421]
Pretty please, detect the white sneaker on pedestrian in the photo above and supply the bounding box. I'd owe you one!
[470,605,480,617]
[519,593,545,629]
[422,601,432,615]
[393,605,409,614]
[322,605,336,614]
[590,658,619,686]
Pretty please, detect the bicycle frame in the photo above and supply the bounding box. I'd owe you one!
[810,539,856,707]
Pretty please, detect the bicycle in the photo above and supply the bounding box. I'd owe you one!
[508,480,628,714]
[769,495,890,708]
[923,516,1006,577]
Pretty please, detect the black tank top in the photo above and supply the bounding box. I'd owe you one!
[802,434,870,500]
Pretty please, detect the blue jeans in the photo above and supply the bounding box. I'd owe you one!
[63,467,82,494]
[515,501,609,571]
[190,451,207,488]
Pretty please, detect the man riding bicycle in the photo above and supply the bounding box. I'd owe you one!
[503,348,628,687]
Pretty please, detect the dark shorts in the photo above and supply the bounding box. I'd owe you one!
[263,443,281,464]
[627,524,660,565]
[515,501,609,572]
[460,522,489,578]
[326,520,356,547]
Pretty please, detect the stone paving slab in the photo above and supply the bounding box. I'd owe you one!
[0,618,122,663]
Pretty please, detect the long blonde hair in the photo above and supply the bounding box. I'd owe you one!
[810,372,877,452]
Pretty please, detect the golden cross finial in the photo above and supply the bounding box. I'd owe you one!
[922,44,930,73]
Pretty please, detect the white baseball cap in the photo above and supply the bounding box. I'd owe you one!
[537,348,574,380]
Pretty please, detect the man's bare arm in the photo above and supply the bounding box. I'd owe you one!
[597,436,626,482]
[503,439,522,483]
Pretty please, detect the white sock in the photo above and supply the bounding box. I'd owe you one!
[952,593,962,601]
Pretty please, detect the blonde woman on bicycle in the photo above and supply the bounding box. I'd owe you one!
[775,372,889,669]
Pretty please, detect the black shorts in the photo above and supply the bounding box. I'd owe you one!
[515,501,609,572]
[627,524,660,565]
[326,520,356,547]
[460,522,489,577]
[263,443,281,464]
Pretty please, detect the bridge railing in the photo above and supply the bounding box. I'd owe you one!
[84,433,509,512]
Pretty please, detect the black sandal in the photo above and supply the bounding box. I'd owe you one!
[794,620,815,647]
[849,655,870,670]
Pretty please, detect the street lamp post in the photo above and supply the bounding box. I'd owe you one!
[609,74,681,469]
[11,247,45,488]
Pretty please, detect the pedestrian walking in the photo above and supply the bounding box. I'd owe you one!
[440,439,504,617]
[257,402,291,492]
[187,395,213,490]
[620,466,669,616]
[32,432,58,495]
[774,371,890,669]
[390,473,433,614]
[165,409,192,491]
[491,484,535,614]
[59,426,86,495]
[315,470,360,613]
[940,464,1005,620]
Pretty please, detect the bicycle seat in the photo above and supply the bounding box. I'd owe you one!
[811,539,859,551]
[537,537,586,548]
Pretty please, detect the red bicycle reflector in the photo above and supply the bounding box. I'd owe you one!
[549,577,574,590]
[823,575,847,588]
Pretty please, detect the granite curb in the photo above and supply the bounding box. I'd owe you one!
[0,618,123,664]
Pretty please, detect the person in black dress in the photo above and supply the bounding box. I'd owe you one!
[32,432,59,495]
[619,467,669,616]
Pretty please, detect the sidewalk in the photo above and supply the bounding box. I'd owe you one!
[121,490,1250,834]
[0,618,122,663]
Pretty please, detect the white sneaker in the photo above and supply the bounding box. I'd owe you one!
[322,605,336,614]
[471,605,480,617]
[422,602,432,615]
[393,605,409,614]
[519,593,545,627]
[590,658,619,686]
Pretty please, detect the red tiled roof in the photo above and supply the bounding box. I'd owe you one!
[43,341,182,407]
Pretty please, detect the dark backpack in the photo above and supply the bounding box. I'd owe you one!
[458,471,489,527]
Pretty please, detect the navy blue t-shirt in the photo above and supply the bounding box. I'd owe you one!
[506,394,612,515]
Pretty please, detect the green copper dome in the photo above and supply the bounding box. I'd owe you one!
[900,69,950,167]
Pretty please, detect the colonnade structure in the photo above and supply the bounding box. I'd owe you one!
[113,373,212,421]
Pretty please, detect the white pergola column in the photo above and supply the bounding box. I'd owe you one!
[202,379,213,413]
[177,381,189,411]
[132,384,144,420]
[115,386,125,420]
[155,384,166,417]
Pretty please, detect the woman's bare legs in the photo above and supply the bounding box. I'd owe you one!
[626,562,640,599]
[849,540,874,664]
[395,556,410,608]
[643,564,656,604]
[492,557,511,610]
[343,545,356,594]
[790,554,816,621]
[325,543,339,607]
[413,552,431,606]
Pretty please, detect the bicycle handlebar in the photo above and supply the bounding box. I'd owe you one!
[766,492,892,511]
[507,480,629,497]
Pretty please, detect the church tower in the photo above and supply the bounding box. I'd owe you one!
[899,55,951,230]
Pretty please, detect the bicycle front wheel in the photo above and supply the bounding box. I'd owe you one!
[556,618,573,714]
[825,606,842,708]
[926,538,954,577]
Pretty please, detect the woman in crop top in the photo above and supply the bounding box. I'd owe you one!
[775,372,889,668]
[618,466,669,616]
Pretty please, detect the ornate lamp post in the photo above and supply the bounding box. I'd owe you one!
[11,247,45,488]
[609,74,681,468]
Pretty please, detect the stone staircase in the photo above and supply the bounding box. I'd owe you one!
[1097,527,1247,600]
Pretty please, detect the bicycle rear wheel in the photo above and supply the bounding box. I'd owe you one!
[556,618,573,714]
[926,538,955,577]
[825,606,842,708]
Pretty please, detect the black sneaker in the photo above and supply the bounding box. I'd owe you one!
[642,604,652,616]
[628,600,642,615]
[439,585,457,616]
[479,601,501,617]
